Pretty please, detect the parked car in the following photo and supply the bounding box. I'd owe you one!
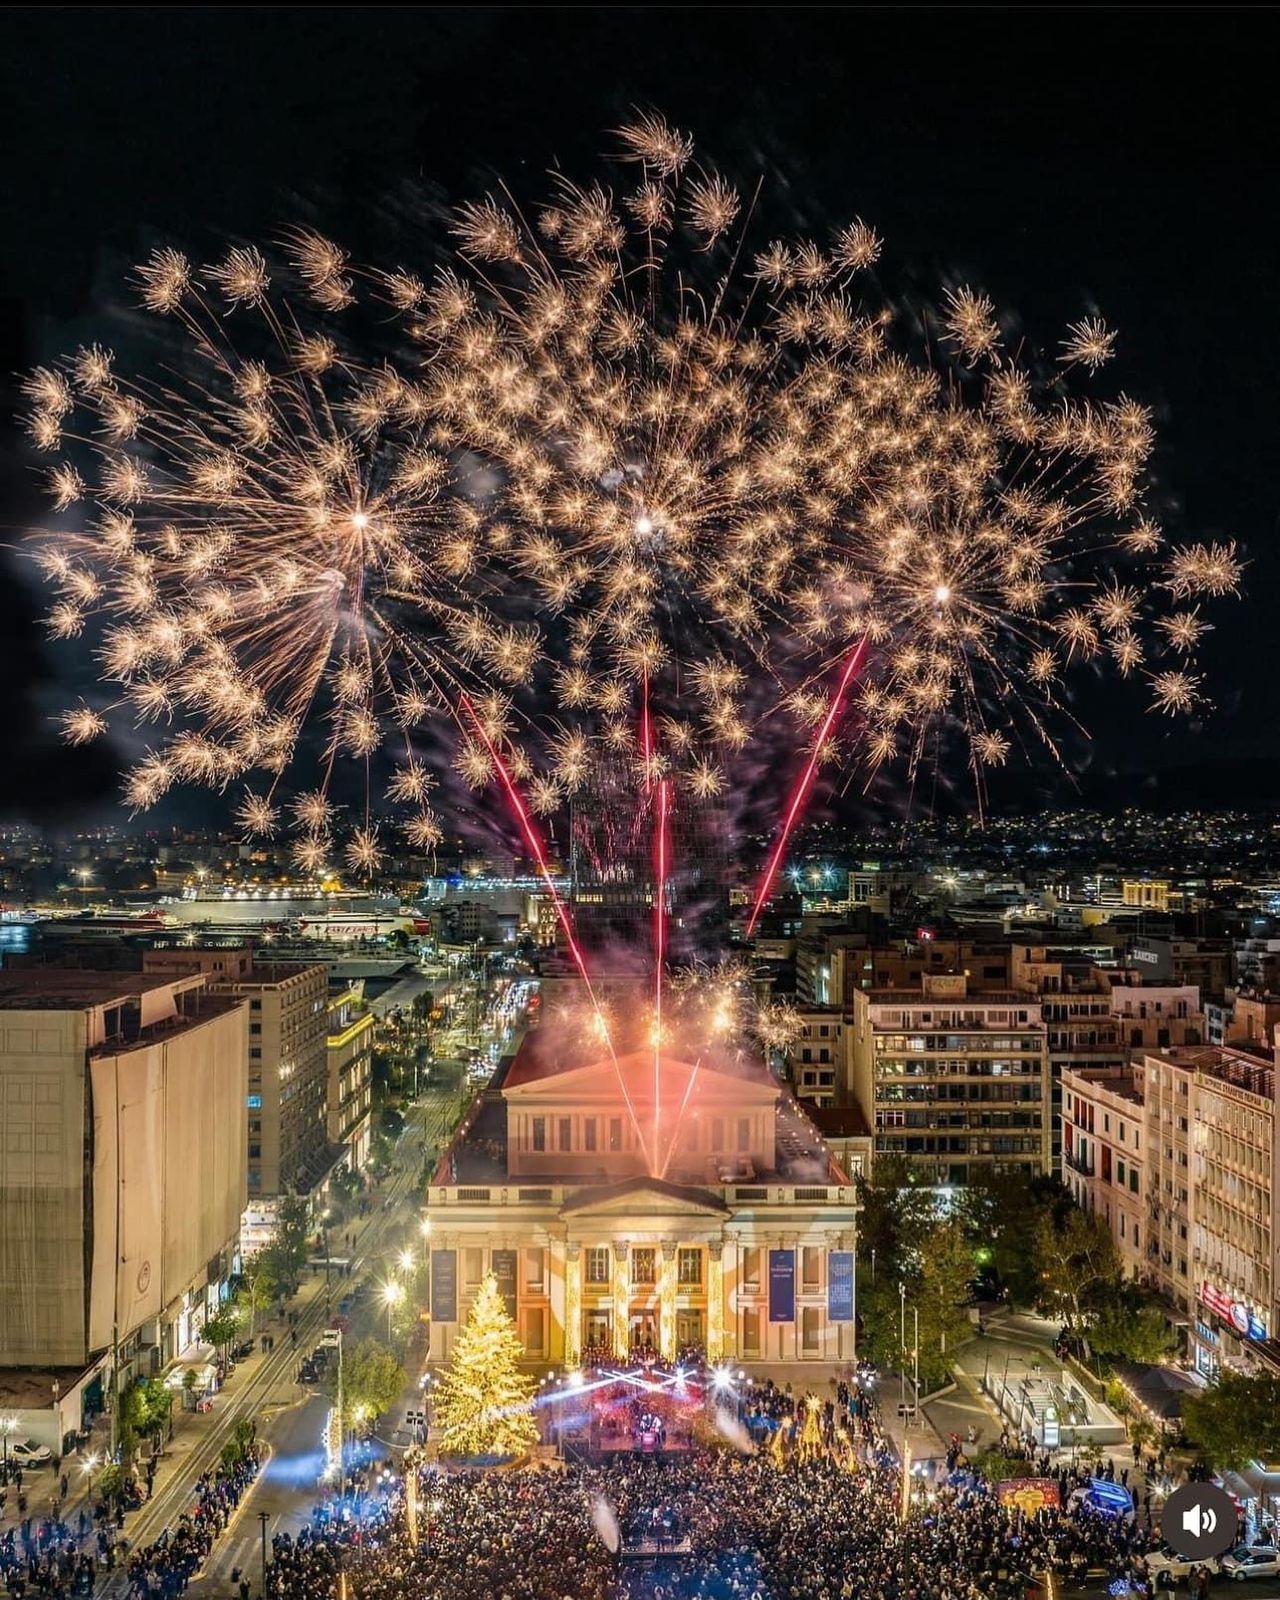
[298,1359,319,1384]
[10,1439,52,1465]
[1144,1549,1225,1587]
[1221,1549,1280,1581]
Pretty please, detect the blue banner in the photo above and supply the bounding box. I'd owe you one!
[828,1251,854,1323]
[430,1248,457,1323]
[768,1249,795,1323]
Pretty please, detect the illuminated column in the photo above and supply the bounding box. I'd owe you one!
[659,1242,677,1360]
[613,1239,630,1359]
[706,1244,725,1362]
[563,1243,581,1368]
[547,1235,566,1363]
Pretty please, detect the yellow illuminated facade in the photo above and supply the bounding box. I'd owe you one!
[426,1038,859,1370]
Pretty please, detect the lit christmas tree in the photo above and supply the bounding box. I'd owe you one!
[434,1272,539,1458]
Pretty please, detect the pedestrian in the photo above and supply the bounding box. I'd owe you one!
[58,1474,68,1502]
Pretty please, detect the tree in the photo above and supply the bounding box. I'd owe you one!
[327,1338,407,1432]
[960,1169,1067,1306]
[262,1196,311,1297]
[1183,1369,1280,1470]
[1088,1286,1176,1365]
[238,1252,277,1337]
[915,1220,975,1389]
[203,1306,244,1361]
[1032,1205,1120,1329]
[434,1273,538,1458]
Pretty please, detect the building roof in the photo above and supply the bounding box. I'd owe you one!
[502,1026,777,1091]
[0,970,184,1010]
[861,988,1037,1005]
[808,1103,873,1139]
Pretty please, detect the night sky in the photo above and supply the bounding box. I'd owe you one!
[1,9,1275,826]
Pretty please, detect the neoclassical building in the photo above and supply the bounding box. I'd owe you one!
[426,1029,858,1369]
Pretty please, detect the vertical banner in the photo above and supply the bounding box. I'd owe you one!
[430,1248,457,1324]
[491,1248,518,1319]
[768,1249,795,1323]
[828,1251,854,1323]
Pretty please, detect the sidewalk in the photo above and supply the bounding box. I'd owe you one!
[42,1149,424,1561]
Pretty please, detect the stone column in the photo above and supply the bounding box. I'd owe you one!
[562,1241,581,1369]
[659,1242,677,1360]
[612,1239,630,1360]
[706,1242,725,1362]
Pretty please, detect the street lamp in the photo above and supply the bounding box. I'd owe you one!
[398,1249,415,1276]
[82,1452,100,1498]
[382,1280,404,1341]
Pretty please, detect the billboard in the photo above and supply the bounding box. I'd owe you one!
[828,1251,854,1323]
[492,1249,518,1319]
[431,1249,457,1324]
[997,1479,1061,1514]
[768,1250,795,1323]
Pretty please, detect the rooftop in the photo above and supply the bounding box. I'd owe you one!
[0,970,186,1010]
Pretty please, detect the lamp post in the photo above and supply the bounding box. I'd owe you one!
[383,1280,404,1342]
[258,1510,271,1598]
[82,1452,100,1499]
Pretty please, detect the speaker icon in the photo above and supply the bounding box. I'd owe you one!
[1164,1482,1236,1561]
[1182,1503,1217,1539]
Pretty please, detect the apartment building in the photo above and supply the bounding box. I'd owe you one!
[1141,1046,1277,1380]
[850,973,1051,1184]
[143,948,330,1198]
[1060,1066,1146,1279]
[1106,973,1205,1051]
[0,970,246,1445]
[326,988,373,1172]
[789,1006,846,1108]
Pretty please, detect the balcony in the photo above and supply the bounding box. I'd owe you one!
[1065,1150,1096,1178]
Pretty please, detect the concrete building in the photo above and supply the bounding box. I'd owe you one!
[1060,1066,1146,1279]
[1138,1045,1277,1380]
[0,969,246,1446]
[143,949,329,1199]
[326,989,373,1174]
[849,974,1051,1184]
[1105,974,1205,1051]
[427,1028,857,1370]
[789,1006,846,1108]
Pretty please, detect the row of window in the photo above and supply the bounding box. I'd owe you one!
[528,1115,756,1155]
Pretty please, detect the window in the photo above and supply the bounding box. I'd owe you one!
[741,1307,762,1357]
[524,1307,546,1356]
[246,1094,262,1109]
[738,1117,751,1152]
[741,1247,762,1291]
[609,1118,623,1152]
[532,1117,546,1152]
[801,1306,821,1353]
[586,1247,611,1285]
[559,1117,572,1152]
[802,1247,821,1290]
[712,1118,725,1150]
[250,1023,262,1036]
[632,1247,657,1286]
[678,1247,702,1286]
[584,1119,597,1152]
[249,1047,261,1061]
[523,1248,545,1294]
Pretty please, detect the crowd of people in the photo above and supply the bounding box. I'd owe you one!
[245,1379,1164,1600]
[122,1448,261,1600]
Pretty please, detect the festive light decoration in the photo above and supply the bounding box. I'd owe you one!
[432,1273,538,1458]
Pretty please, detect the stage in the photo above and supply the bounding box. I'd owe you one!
[552,1362,705,1458]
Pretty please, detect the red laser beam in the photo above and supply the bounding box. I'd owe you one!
[659,1050,704,1182]
[745,636,869,938]
[652,774,670,1174]
[459,696,651,1165]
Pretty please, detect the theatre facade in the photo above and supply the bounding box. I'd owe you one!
[426,1031,859,1369]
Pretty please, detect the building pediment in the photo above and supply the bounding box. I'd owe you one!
[560,1176,730,1217]
[504,1050,777,1109]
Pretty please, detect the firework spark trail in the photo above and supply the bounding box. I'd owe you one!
[746,636,870,937]
[459,694,651,1166]
[652,774,670,1175]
